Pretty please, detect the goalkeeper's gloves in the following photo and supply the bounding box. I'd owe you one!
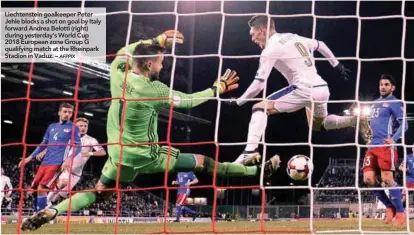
[334,63,351,81]
[212,69,239,95]
[152,30,184,48]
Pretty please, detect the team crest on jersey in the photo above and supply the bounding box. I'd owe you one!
[382,103,389,107]
[51,129,54,132]
[63,128,71,133]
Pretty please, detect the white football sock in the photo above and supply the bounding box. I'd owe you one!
[47,190,57,204]
[245,109,268,151]
[322,115,356,130]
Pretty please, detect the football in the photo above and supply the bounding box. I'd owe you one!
[286,155,313,181]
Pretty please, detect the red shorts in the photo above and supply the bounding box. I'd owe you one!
[407,182,414,188]
[31,165,60,189]
[363,147,398,172]
[176,193,188,206]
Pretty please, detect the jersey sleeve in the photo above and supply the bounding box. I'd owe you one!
[30,125,51,157]
[390,101,408,142]
[189,172,197,181]
[299,35,339,67]
[140,80,214,109]
[71,126,82,158]
[91,138,104,152]
[298,36,319,52]
[236,49,276,106]
[255,49,278,82]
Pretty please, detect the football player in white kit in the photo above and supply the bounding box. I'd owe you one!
[46,117,106,205]
[234,16,359,164]
[1,168,13,210]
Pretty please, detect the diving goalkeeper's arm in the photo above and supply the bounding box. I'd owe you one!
[111,30,185,71]
[150,69,240,109]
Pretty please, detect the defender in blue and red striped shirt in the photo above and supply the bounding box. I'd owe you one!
[362,75,408,226]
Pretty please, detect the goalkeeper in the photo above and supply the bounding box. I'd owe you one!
[21,30,281,231]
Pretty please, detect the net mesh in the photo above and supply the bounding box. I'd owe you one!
[1,0,413,234]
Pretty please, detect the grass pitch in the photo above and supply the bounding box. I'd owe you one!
[2,219,413,234]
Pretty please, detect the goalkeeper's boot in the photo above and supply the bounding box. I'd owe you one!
[234,150,261,165]
[21,208,57,231]
[393,212,406,226]
[384,207,396,224]
[262,155,281,185]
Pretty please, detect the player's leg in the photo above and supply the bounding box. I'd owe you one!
[47,172,68,206]
[362,149,396,224]
[175,193,187,222]
[236,85,301,164]
[21,158,137,231]
[306,86,356,131]
[144,147,281,180]
[378,147,405,226]
[173,153,280,180]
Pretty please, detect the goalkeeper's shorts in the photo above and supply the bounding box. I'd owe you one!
[100,146,180,187]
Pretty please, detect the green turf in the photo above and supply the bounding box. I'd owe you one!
[2,219,412,234]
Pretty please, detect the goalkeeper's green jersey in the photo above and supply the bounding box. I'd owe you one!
[107,41,214,167]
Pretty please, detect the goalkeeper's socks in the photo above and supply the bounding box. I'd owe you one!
[182,206,196,215]
[372,190,394,208]
[36,194,47,211]
[389,183,404,212]
[53,192,96,216]
[176,206,182,221]
[245,108,267,152]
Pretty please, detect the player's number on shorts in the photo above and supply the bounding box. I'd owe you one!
[294,42,312,67]
[364,156,371,167]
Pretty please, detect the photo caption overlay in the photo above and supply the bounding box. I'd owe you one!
[1,8,106,63]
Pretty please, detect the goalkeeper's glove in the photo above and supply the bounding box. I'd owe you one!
[334,63,351,81]
[153,30,184,48]
[212,69,239,95]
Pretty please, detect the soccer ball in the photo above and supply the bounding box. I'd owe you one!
[286,155,313,181]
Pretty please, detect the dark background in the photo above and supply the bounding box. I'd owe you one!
[1,1,414,205]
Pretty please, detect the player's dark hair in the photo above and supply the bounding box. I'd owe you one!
[133,43,165,70]
[59,102,74,111]
[248,15,275,30]
[380,74,397,86]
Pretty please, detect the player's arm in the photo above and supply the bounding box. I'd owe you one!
[389,102,409,143]
[145,69,238,109]
[72,126,82,157]
[89,138,106,157]
[111,30,184,72]
[6,178,13,195]
[236,50,276,106]
[303,37,350,80]
[20,125,51,167]
[186,172,199,186]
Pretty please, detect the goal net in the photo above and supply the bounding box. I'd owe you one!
[1,0,413,234]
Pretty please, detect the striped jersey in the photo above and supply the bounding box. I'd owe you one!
[30,121,81,166]
[368,95,404,146]
[176,172,197,195]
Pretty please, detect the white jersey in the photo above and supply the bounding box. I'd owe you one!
[68,134,103,176]
[1,175,12,194]
[256,33,327,87]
